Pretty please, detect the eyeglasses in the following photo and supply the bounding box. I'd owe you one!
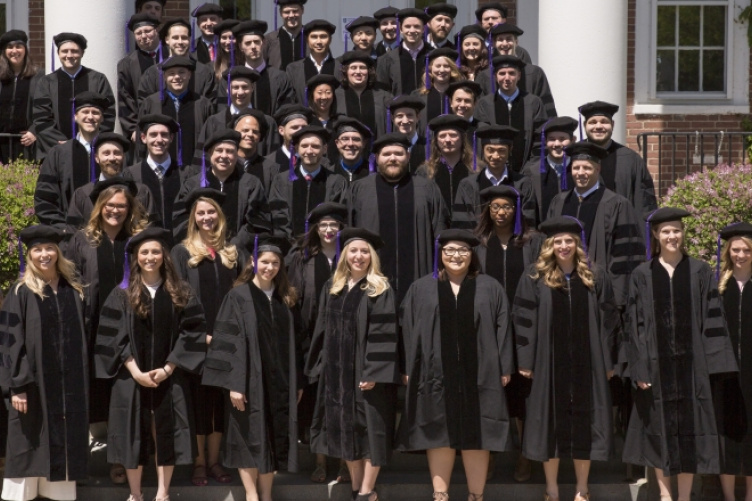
[318,222,340,230]
[442,247,470,257]
[105,203,129,211]
[489,203,515,213]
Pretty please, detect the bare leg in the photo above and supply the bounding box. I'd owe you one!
[195,435,207,466]
[155,465,174,500]
[207,432,222,465]
[427,447,456,498]
[676,473,693,501]
[573,460,591,499]
[654,468,673,500]
[238,467,260,501]
[257,472,275,501]
[720,474,736,501]
[125,466,143,498]
[359,459,381,497]
[461,450,490,499]
[542,458,560,499]
[347,459,365,492]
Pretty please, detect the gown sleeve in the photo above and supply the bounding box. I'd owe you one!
[95,288,133,379]
[493,280,515,378]
[0,287,34,393]
[303,285,329,381]
[596,271,622,374]
[625,270,650,384]
[166,292,207,374]
[202,290,248,394]
[363,287,400,384]
[511,271,540,372]
[701,266,738,375]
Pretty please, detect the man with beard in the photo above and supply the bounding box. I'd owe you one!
[285,20,341,105]
[66,132,155,232]
[330,116,372,185]
[388,95,427,173]
[264,0,306,70]
[579,100,657,216]
[348,132,449,303]
[234,20,295,116]
[425,3,457,50]
[373,6,399,56]
[268,125,346,241]
[376,8,431,96]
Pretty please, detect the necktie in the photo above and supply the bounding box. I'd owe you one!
[173,97,180,114]
[155,165,165,179]
[149,51,156,58]
[554,164,564,177]
[209,44,215,61]
[304,174,312,183]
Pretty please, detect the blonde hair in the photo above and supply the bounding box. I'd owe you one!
[531,235,595,290]
[718,235,752,294]
[418,57,464,95]
[329,240,390,297]
[16,243,85,300]
[182,196,238,269]
[83,186,149,246]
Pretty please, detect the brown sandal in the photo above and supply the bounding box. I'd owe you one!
[191,465,208,486]
[208,463,232,483]
[110,463,127,484]
[310,464,327,483]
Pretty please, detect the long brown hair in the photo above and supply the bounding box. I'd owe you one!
[459,43,489,78]
[474,196,533,248]
[0,44,39,80]
[650,221,688,259]
[127,241,192,318]
[213,34,245,81]
[83,186,149,246]
[234,251,298,307]
[531,236,595,290]
[423,134,474,179]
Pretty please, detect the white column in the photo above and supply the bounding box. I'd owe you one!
[537,0,628,144]
[516,0,539,64]
[45,0,130,132]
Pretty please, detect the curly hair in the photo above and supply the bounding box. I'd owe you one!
[458,43,489,79]
[531,235,595,290]
[474,197,534,248]
[423,134,474,179]
[340,63,378,90]
[718,235,752,294]
[83,186,149,246]
[182,196,238,269]
[127,242,192,318]
[234,251,298,307]
[330,240,390,297]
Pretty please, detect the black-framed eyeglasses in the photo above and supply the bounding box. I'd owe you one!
[442,247,470,257]
[489,203,515,213]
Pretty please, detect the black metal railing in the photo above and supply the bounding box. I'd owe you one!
[637,131,750,195]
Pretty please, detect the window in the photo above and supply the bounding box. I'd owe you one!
[633,0,749,114]
[0,5,6,33]
[219,0,252,20]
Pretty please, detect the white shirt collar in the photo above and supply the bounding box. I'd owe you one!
[230,103,252,114]
[246,60,266,73]
[76,133,91,153]
[485,167,508,185]
[575,182,600,199]
[147,154,172,173]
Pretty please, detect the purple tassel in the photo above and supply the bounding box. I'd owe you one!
[158,43,163,63]
[368,153,376,174]
[472,131,477,171]
[200,150,208,187]
[177,123,184,167]
[423,20,428,43]
[539,125,547,174]
[344,36,348,53]
[230,39,235,68]
[716,233,723,280]
[118,239,131,289]
[159,65,164,101]
[488,37,495,93]
[424,55,430,90]
[300,27,305,59]
[212,35,218,62]
[227,73,232,107]
[274,0,279,30]
[443,95,448,114]
[513,188,522,235]
[191,16,196,52]
[253,234,259,274]
[17,237,24,277]
[578,106,583,140]
[304,86,308,107]
[424,125,430,160]
[432,236,439,279]
[288,145,298,181]
[71,98,77,139]
[396,15,401,45]
[455,33,461,66]
[125,21,131,54]
[335,230,342,265]
[386,108,392,133]
[90,136,97,182]
[560,154,568,191]
[51,40,55,72]
[645,209,658,259]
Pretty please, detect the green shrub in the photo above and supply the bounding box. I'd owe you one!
[0,159,39,293]
[662,163,752,267]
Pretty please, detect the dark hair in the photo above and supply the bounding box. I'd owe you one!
[0,44,39,80]
[214,36,246,81]
[127,241,192,318]
[234,251,299,307]
[340,63,377,90]
[295,220,342,259]
[437,245,481,281]
[459,43,489,77]
[474,197,533,248]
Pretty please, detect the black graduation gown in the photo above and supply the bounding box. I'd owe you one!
[95,286,206,468]
[124,159,199,233]
[250,64,296,116]
[268,166,348,240]
[623,257,738,475]
[595,140,658,217]
[452,168,536,230]
[415,161,473,225]
[202,282,302,473]
[332,159,371,187]
[521,156,575,227]
[285,55,342,105]
[397,274,514,452]
[547,187,645,309]
[375,44,430,96]
[264,28,306,71]
[193,40,214,65]
[117,50,157,144]
[305,280,400,465]
[0,280,89,481]
[138,91,215,169]
[408,134,428,174]
[348,173,449,303]
[243,152,283,194]
[334,87,393,139]
[513,268,620,461]
[172,167,270,242]
[136,57,216,106]
[196,106,280,162]
[474,90,547,172]
[0,70,43,163]
[32,67,116,159]
[65,178,156,232]
[66,229,129,423]
[477,63,557,118]
[262,148,292,192]
[34,139,95,231]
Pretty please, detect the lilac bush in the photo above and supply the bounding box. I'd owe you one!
[663,163,752,266]
[0,159,39,292]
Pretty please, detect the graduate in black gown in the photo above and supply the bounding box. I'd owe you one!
[373,7,399,56]
[387,95,427,173]
[0,226,88,501]
[335,52,393,140]
[264,0,307,70]
[191,3,224,65]
[285,20,342,106]
[329,117,373,186]
[306,227,399,501]
[416,114,474,225]
[0,30,42,163]
[412,48,463,129]
[305,74,340,132]
[340,16,379,60]
[286,202,347,483]
[716,222,752,501]
[398,229,514,501]
[65,177,148,484]
[623,208,738,501]
[234,109,281,191]
[474,185,544,482]
[95,227,206,501]
[456,24,488,83]
[209,19,240,90]
[171,188,246,487]
[376,8,430,96]
[202,235,303,501]
[512,216,620,501]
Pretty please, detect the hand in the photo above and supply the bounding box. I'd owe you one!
[58,140,66,144]
[519,369,533,379]
[133,370,158,388]
[401,374,409,386]
[20,131,36,146]
[607,370,615,380]
[230,391,247,412]
[206,334,212,345]
[359,381,375,391]
[148,368,169,384]
[11,393,27,414]
[297,389,303,404]
[636,381,651,390]
[501,374,511,387]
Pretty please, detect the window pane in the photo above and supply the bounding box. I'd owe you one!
[657,49,675,92]
[220,0,252,20]
[678,49,700,91]
[415,0,447,9]
[678,5,700,46]
[703,49,725,91]
[704,6,726,46]
[657,5,676,46]
[0,5,6,34]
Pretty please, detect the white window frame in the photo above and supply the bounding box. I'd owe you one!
[0,0,29,33]
[633,0,749,114]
